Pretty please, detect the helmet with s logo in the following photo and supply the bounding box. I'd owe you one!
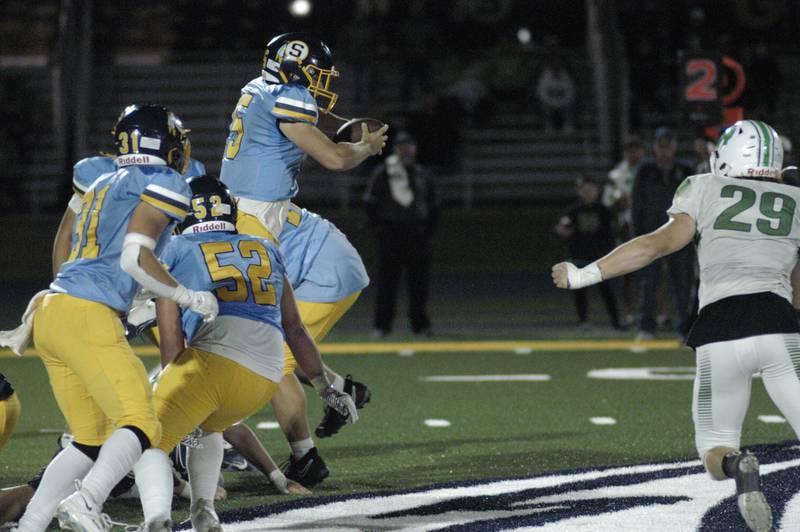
[261,32,339,114]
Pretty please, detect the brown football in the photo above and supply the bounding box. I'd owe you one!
[333,117,386,143]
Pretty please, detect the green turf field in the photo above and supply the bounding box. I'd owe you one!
[2,334,796,528]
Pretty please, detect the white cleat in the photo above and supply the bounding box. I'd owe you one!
[56,482,111,532]
[735,453,773,532]
[190,499,222,532]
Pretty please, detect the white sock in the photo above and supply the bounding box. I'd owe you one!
[332,374,345,392]
[290,438,314,459]
[188,432,224,505]
[17,444,94,531]
[81,428,143,506]
[133,448,173,524]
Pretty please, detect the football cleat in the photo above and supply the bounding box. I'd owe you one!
[281,447,329,488]
[221,440,253,472]
[733,452,773,532]
[315,375,371,438]
[56,481,112,532]
[190,499,221,532]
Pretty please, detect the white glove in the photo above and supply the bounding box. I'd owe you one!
[269,470,290,494]
[319,385,359,424]
[174,286,219,323]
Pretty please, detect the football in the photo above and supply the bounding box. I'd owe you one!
[333,117,386,143]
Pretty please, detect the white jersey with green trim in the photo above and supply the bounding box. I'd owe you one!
[668,173,800,310]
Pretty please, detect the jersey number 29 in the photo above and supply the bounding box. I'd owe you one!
[713,184,796,237]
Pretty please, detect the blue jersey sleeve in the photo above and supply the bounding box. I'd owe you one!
[139,169,192,221]
[270,84,319,125]
[186,158,206,178]
[73,156,116,195]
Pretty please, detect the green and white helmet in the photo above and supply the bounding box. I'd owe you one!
[711,120,784,180]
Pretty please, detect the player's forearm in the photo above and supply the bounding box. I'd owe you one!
[791,262,800,310]
[222,424,279,476]
[155,297,184,366]
[596,235,662,280]
[285,325,326,382]
[52,207,76,276]
[324,142,372,171]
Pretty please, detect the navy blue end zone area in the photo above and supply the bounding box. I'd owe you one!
[187,441,800,531]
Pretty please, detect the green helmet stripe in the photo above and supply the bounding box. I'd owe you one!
[748,120,763,167]
[753,120,772,166]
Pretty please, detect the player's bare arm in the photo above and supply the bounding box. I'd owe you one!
[280,276,358,422]
[280,120,388,171]
[552,213,696,289]
[154,297,184,368]
[222,423,311,495]
[792,262,800,310]
[52,205,76,276]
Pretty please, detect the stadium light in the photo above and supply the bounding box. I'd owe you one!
[289,0,312,17]
[517,27,531,45]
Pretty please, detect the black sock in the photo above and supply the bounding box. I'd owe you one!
[722,451,741,478]
[73,441,101,461]
[122,425,151,452]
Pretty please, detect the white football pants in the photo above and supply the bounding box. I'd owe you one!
[693,333,800,458]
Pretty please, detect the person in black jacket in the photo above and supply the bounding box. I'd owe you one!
[555,175,620,329]
[630,127,694,340]
[364,132,438,337]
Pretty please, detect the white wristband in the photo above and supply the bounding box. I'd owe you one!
[566,262,603,289]
[269,469,288,491]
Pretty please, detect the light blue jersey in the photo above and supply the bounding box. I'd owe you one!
[279,204,369,303]
[52,165,191,312]
[220,79,318,202]
[72,156,206,194]
[160,232,286,342]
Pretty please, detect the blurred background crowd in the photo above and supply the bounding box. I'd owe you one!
[1,0,799,338]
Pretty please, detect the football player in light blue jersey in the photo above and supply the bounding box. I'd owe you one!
[279,204,372,439]
[221,32,386,486]
[16,105,219,532]
[134,176,356,531]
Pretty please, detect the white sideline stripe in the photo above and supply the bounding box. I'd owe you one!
[758,415,787,424]
[144,183,190,205]
[38,428,64,433]
[421,375,551,382]
[424,419,451,427]
[256,421,281,430]
[514,347,533,354]
[398,349,415,356]
[590,417,617,425]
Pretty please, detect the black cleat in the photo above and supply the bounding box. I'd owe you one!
[734,452,773,532]
[282,447,329,488]
[315,375,372,438]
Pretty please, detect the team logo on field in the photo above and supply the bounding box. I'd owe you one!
[206,441,800,531]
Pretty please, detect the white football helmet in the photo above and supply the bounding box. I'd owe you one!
[710,120,784,180]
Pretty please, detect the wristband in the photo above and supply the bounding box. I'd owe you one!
[566,262,603,289]
[172,284,194,307]
[269,469,287,488]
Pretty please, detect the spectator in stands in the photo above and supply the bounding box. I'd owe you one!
[692,135,714,174]
[364,132,438,338]
[556,175,621,330]
[535,40,576,132]
[631,127,694,341]
[603,134,645,326]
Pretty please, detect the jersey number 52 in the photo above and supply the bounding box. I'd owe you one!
[200,240,276,305]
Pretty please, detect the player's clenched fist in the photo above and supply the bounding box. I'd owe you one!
[552,262,571,289]
[551,261,603,290]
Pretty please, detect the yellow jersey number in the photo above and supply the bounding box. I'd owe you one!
[200,240,277,305]
[224,93,254,160]
[67,185,111,261]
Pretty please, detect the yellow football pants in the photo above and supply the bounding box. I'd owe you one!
[235,210,361,374]
[283,293,360,374]
[33,294,161,446]
[0,391,21,451]
[153,347,278,452]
